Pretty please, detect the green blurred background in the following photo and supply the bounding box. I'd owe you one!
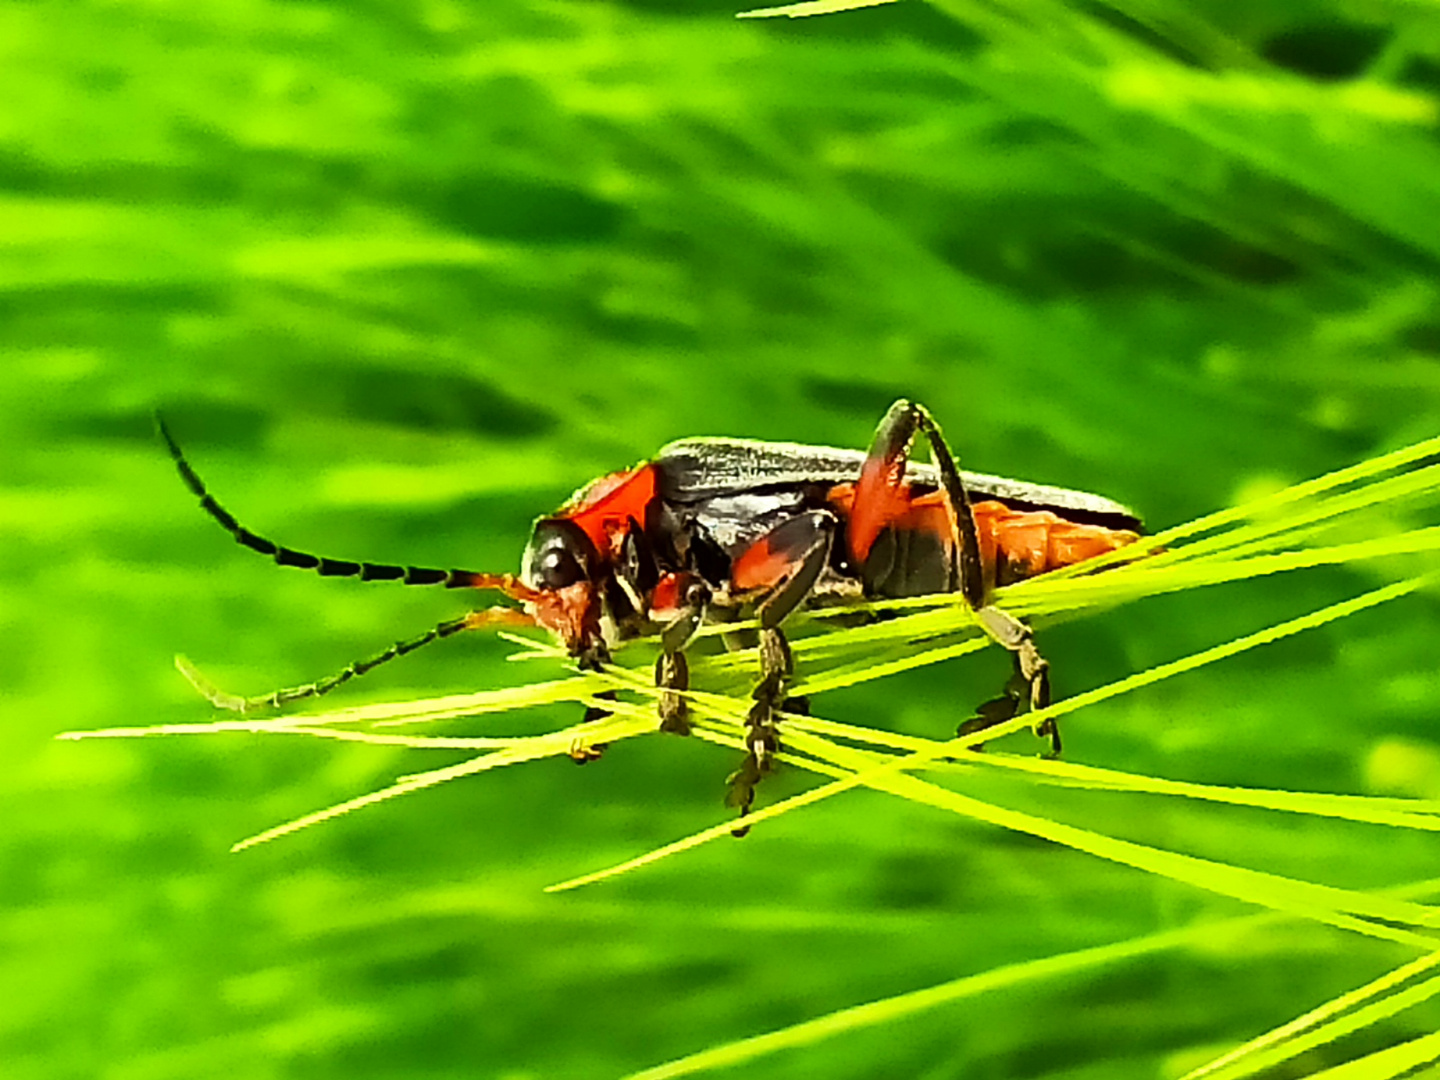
[7,1,1440,1077]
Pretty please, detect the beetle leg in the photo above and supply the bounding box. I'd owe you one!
[572,522,667,759]
[860,400,1056,752]
[725,511,835,829]
[968,605,1057,754]
[610,520,661,632]
[725,626,793,835]
[568,689,616,763]
[654,581,710,737]
[655,651,691,736]
[957,653,1059,754]
[567,643,616,762]
[852,399,984,608]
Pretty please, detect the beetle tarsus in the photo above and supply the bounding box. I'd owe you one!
[652,581,709,736]
[956,692,1016,751]
[954,646,1060,754]
[725,697,780,838]
[655,650,692,736]
[570,689,617,763]
[722,625,791,828]
[568,740,608,764]
[1035,715,1061,757]
[567,648,618,760]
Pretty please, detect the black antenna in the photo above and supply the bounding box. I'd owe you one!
[176,615,471,711]
[174,606,533,712]
[156,414,492,590]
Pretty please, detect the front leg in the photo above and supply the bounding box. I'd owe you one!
[725,510,836,828]
[570,643,615,763]
[652,575,710,736]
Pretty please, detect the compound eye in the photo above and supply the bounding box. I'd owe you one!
[523,519,596,591]
[537,544,585,589]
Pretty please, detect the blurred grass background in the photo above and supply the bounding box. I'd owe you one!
[6,1,1440,1077]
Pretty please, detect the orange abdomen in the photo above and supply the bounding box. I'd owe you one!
[972,500,1139,587]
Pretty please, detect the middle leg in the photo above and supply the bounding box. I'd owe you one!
[725,509,837,826]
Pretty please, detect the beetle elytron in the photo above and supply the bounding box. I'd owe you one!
[161,401,1141,823]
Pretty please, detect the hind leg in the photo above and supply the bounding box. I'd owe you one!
[858,401,1054,751]
[956,611,1058,754]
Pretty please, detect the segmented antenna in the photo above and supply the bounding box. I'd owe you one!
[176,606,534,713]
[156,414,533,595]
[157,416,545,710]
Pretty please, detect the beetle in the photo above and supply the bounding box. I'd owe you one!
[160,400,1141,822]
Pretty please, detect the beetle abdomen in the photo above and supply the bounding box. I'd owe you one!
[974,501,1139,587]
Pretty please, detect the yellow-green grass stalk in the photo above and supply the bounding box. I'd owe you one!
[616,884,1440,1080]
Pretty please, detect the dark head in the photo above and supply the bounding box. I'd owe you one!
[516,464,662,658]
[520,518,605,655]
[523,519,597,592]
